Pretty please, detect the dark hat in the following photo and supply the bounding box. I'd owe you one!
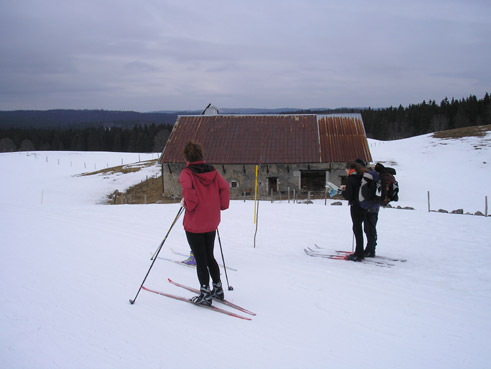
[345,160,357,169]
[375,163,386,173]
[355,159,366,167]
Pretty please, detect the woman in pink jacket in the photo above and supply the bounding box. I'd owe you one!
[179,141,230,306]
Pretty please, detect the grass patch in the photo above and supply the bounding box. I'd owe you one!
[80,159,159,177]
[109,176,177,205]
[432,124,491,139]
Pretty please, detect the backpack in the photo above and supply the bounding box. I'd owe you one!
[377,166,399,206]
[358,170,382,205]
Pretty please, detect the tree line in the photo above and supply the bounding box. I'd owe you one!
[1,93,489,152]
[0,124,172,153]
[361,93,491,140]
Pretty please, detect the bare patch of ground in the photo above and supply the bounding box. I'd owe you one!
[432,124,491,139]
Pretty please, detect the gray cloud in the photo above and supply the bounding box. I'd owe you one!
[0,0,490,111]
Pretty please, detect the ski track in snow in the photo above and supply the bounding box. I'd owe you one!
[1,133,490,369]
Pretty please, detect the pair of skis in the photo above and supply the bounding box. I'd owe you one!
[142,278,255,320]
[304,245,407,267]
[158,248,238,272]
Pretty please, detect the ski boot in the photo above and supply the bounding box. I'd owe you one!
[347,253,364,262]
[211,281,225,300]
[190,285,212,306]
[182,252,196,266]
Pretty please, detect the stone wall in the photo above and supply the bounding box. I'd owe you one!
[161,162,347,199]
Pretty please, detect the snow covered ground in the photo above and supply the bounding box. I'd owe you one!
[1,132,490,369]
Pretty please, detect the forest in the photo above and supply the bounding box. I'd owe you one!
[0,93,489,153]
[0,124,172,153]
[360,93,491,140]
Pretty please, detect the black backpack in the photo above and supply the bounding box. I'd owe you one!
[375,164,399,206]
[359,170,382,205]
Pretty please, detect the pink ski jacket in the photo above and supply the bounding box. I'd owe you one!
[179,161,230,233]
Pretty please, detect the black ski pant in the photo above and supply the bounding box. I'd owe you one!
[364,210,379,254]
[185,230,220,287]
[350,205,379,256]
[350,204,365,257]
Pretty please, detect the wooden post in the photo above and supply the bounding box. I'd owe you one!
[486,196,488,217]
[254,165,259,224]
[427,191,431,212]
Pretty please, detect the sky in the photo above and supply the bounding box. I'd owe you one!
[1,0,490,112]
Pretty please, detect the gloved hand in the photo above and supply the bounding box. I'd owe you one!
[179,198,185,208]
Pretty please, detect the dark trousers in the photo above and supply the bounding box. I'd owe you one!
[350,205,365,257]
[185,230,220,287]
[364,211,378,254]
[350,205,379,256]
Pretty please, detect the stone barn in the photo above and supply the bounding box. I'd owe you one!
[159,114,372,199]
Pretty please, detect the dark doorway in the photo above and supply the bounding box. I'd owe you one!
[301,170,326,191]
[268,177,278,193]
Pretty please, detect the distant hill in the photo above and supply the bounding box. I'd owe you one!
[0,110,179,129]
[0,107,362,129]
[154,107,359,115]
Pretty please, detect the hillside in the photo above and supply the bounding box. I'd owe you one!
[0,109,178,129]
[0,131,490,369]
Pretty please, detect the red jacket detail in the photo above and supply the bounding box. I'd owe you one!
[179,161,230,233]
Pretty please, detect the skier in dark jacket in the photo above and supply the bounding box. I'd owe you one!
[342,159,381,261]
[179,141,230,306]
[358,166,380,258]
[342,160,365,261]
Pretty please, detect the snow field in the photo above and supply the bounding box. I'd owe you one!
[1,132,490,369]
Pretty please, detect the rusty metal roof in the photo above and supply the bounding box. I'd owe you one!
[160,114,372,164]
[318,115,372,163]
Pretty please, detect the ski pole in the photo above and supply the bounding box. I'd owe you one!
[130,206,184,305]
[217,228,233,291]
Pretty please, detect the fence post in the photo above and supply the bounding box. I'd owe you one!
[486,196,488,217]
[427,191,431,212]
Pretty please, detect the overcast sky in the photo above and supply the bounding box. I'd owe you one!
[1,0,490,112]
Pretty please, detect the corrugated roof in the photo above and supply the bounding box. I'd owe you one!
[318,115,372,163]
[160,114,372,164]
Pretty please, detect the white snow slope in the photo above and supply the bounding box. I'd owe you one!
[1,133,490,369]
